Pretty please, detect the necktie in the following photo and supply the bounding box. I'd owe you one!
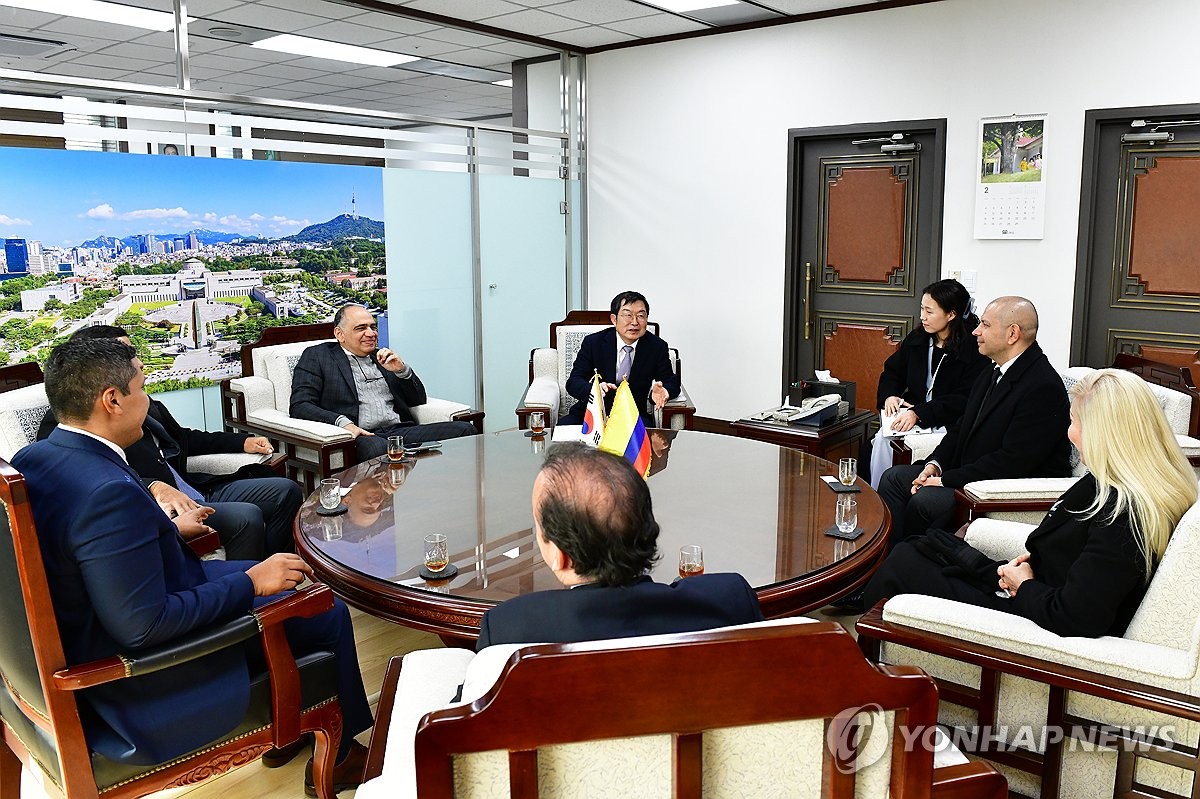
[167,462,206,502]
[616,345,633,383]
[980,366,1001,408]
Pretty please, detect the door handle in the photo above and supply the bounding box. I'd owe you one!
[804,262,813,340]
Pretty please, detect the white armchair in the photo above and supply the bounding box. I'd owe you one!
[515,311,696,431]
[357,618,1006,799]
[222,323,482,492]
[858,495,1200,799]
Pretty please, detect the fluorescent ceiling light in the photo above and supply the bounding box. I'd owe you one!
[647,0,741,12]
[492,79,513,87]
[252,34,418,68]
[0,0,178,31]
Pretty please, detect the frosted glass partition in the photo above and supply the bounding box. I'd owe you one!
[570,179,584,309]
[384,169,477,408]
[479,173,568,431]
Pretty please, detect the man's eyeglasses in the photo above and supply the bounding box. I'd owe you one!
[617,311,648,322]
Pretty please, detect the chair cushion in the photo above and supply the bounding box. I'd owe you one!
[228,375,276,417]
[252,340,335,413]
[1124,496,1200,650]
[0,383,50,461]
[963,476,1080,500]
[186,453,267,476]
[245,409,353,443]
[411,397,470,425]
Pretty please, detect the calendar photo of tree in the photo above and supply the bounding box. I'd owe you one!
[980,117,1044,183]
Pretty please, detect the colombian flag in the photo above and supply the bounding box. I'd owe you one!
[599,380,651,479]
[580,372,607,447]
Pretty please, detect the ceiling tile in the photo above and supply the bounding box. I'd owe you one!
[187,0,250,16]
[67,52,162,72]
[0,7,61,29]
[404,0,525,22]
[41,62,127,80]
[254,0,367,20]
[548,25,635,46]
[291,20,399,45]
[96,41,176,61]
[342,12,437,35]
[36,17,146,42]
[483,40,555,58]
[539,0,655,25]
[305,72,384,88]
[477,8,584,35]
[432,48,513,69]
[418,27,508,48]
[244,62,328,80]
[220,70,292,87]
[206,4,329,33]
[378,34,463,57]
[605,12,707,36]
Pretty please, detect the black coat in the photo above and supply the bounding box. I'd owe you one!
[290,341,427,429]
[876,325,989,429]
[927,341,1072,489]
[477,573,763,650]
[1013,473,1148,637]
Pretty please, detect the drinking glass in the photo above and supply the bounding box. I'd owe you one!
[678,545,704,578]
[838,457,858,486]
[836,497,858,534]
[530,411,546,436]
[424,534,449,574]
[387,435,406,462]
[388,462,407,488]
[319,478,341,510]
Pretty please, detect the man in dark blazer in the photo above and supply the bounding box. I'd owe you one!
[290,304,476,461]
[877,296,1072,542]
[37,326,301,561]
[477,443,763,649]
[12,337,372,789]
[560,291,682,428]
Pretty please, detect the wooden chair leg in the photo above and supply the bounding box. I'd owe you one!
[0,739,22,799]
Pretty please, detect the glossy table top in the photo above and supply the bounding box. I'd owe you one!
[296,430,889,639]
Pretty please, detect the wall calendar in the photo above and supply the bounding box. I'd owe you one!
[974,114,1047,239]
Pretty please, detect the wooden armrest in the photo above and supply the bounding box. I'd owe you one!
[187,530,222,556]
[266,452,287,475]
[855,600,1200,723]
[451,409,485,434]
[364,655,406,781]
[53,584,335,691]
[931,762,1009,799]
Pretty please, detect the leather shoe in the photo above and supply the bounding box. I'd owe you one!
[304,741,368,797]
[261,732,313,768]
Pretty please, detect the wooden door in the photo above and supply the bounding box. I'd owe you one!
[1074,105,1200,384]
[783,120,946,411]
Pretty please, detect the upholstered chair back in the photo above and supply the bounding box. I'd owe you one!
[0,383,50,461]
[1124,495,1200,651]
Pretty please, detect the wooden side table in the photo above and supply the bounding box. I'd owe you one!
[730,410,874,463]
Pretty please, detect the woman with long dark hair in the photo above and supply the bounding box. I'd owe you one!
[864,278,989,487]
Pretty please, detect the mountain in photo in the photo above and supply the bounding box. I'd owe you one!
[287,213,384,243]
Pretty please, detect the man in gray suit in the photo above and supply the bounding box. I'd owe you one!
[290,304,476,461]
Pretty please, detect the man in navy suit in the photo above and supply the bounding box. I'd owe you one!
[12,338,372,792]
[877,296,1072,542]
[290,304,476,461]
[560,291,682,428]
[477,443,763,649]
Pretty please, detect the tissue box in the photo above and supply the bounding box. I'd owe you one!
[789,379,856,409]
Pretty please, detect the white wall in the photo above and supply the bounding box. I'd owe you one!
[585,0,1200,420]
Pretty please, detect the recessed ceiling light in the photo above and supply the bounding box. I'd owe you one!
[206,26,243,39]
[0,0,179,31]
[492,79,513,87]
[647,0,741,12]
[251,34,418,68]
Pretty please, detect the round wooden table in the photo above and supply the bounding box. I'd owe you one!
[295,430,890,642]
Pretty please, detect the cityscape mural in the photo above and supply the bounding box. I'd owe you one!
[0,147,386,391]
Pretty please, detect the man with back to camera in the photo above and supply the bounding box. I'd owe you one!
[876,295,1072,543]
[13,337,373,794]
[477,442,764,649]
[37,325,301,561]
[290,304,477,461]
[560,291,682,429]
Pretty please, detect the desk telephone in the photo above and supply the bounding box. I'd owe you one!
[751,393,842,423]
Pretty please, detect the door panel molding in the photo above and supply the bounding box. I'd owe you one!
[1112,146,1200,311]
[820,158,917,293]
